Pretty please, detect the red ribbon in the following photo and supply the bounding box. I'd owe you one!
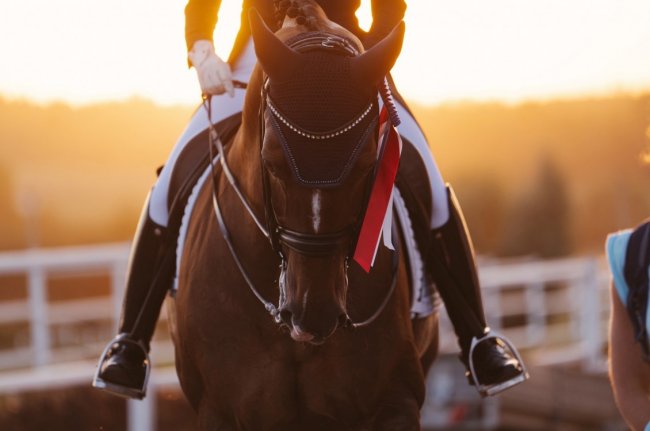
[353,106,402,272]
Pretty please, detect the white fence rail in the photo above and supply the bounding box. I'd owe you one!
[0,243,131,369]
[0,244,612,430]
[478,256,608,371]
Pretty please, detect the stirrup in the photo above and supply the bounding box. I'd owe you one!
[468,330,529,397]
[92,334,151,400]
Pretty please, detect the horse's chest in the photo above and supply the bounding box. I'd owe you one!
[270,342,396,416]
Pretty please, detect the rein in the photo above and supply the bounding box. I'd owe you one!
[204,87,283,322]
[203,32,401,330]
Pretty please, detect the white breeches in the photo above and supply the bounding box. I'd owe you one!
[149,40,257,226]
[149,39,449,230]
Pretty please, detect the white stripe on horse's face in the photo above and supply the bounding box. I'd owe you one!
[311,190,322,233]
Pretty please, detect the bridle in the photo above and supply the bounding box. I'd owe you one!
[205,31,400,330]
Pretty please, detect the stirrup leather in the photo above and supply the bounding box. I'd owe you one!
[92,334,151,400]
[468,330,529,397]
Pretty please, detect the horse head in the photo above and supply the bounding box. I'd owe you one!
[249,3,404,344]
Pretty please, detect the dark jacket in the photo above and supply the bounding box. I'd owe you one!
[185,0,407,63]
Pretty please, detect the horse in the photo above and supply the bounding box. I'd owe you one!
[168,3,439,430]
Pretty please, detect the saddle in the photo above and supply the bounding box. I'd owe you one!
[166,113,242,223]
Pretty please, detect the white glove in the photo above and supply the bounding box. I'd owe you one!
[188,40,235,97]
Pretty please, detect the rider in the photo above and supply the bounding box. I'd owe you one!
[606,219,650,431]
[93,0,527,399]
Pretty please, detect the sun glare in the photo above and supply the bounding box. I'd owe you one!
[0,1,649,106]
[392,1,650,105]
[356,0,372,32]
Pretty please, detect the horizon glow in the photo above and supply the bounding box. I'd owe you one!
[1,0,649,107]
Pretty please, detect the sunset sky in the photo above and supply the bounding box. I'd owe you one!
[1,0,650,107]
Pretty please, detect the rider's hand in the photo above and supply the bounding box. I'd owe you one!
[188,40,235,97]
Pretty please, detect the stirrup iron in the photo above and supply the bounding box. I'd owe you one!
[468,330,529,397]
[92,335,151,400]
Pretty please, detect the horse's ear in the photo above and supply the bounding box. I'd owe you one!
[351,21,405,86]
[249,8,300,81]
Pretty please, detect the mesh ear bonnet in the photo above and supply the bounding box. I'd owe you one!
[265,33,379,188]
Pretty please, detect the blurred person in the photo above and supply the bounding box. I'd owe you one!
[93,0,527,400]
[606,218,650,431]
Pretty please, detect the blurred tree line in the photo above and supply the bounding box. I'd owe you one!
[457,153,572,258]
[414,94,650,257]
[1,94,649,258]
[0,164,26,250]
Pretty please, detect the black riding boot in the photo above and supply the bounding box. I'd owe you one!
[429,185,528,397]
[93,191,173,399]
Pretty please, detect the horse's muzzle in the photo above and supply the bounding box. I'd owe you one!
[278,305,348,344]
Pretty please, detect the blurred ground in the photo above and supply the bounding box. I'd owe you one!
[0,363,626,431]
[0,386,196,431]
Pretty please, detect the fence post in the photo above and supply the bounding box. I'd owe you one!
[483,285,502,331]
[128,383,155,431]
[580,258,603,371]
[525,281,546,346]
[28,266,50,366]
[111,260,128,330]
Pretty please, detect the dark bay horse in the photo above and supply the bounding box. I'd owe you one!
[169,3,438,430]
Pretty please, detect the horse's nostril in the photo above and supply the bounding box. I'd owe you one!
[279,308,292,326]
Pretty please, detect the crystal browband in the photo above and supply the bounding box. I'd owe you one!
[266,97,374,140]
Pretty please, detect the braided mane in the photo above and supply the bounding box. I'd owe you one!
[274,0,313,28]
